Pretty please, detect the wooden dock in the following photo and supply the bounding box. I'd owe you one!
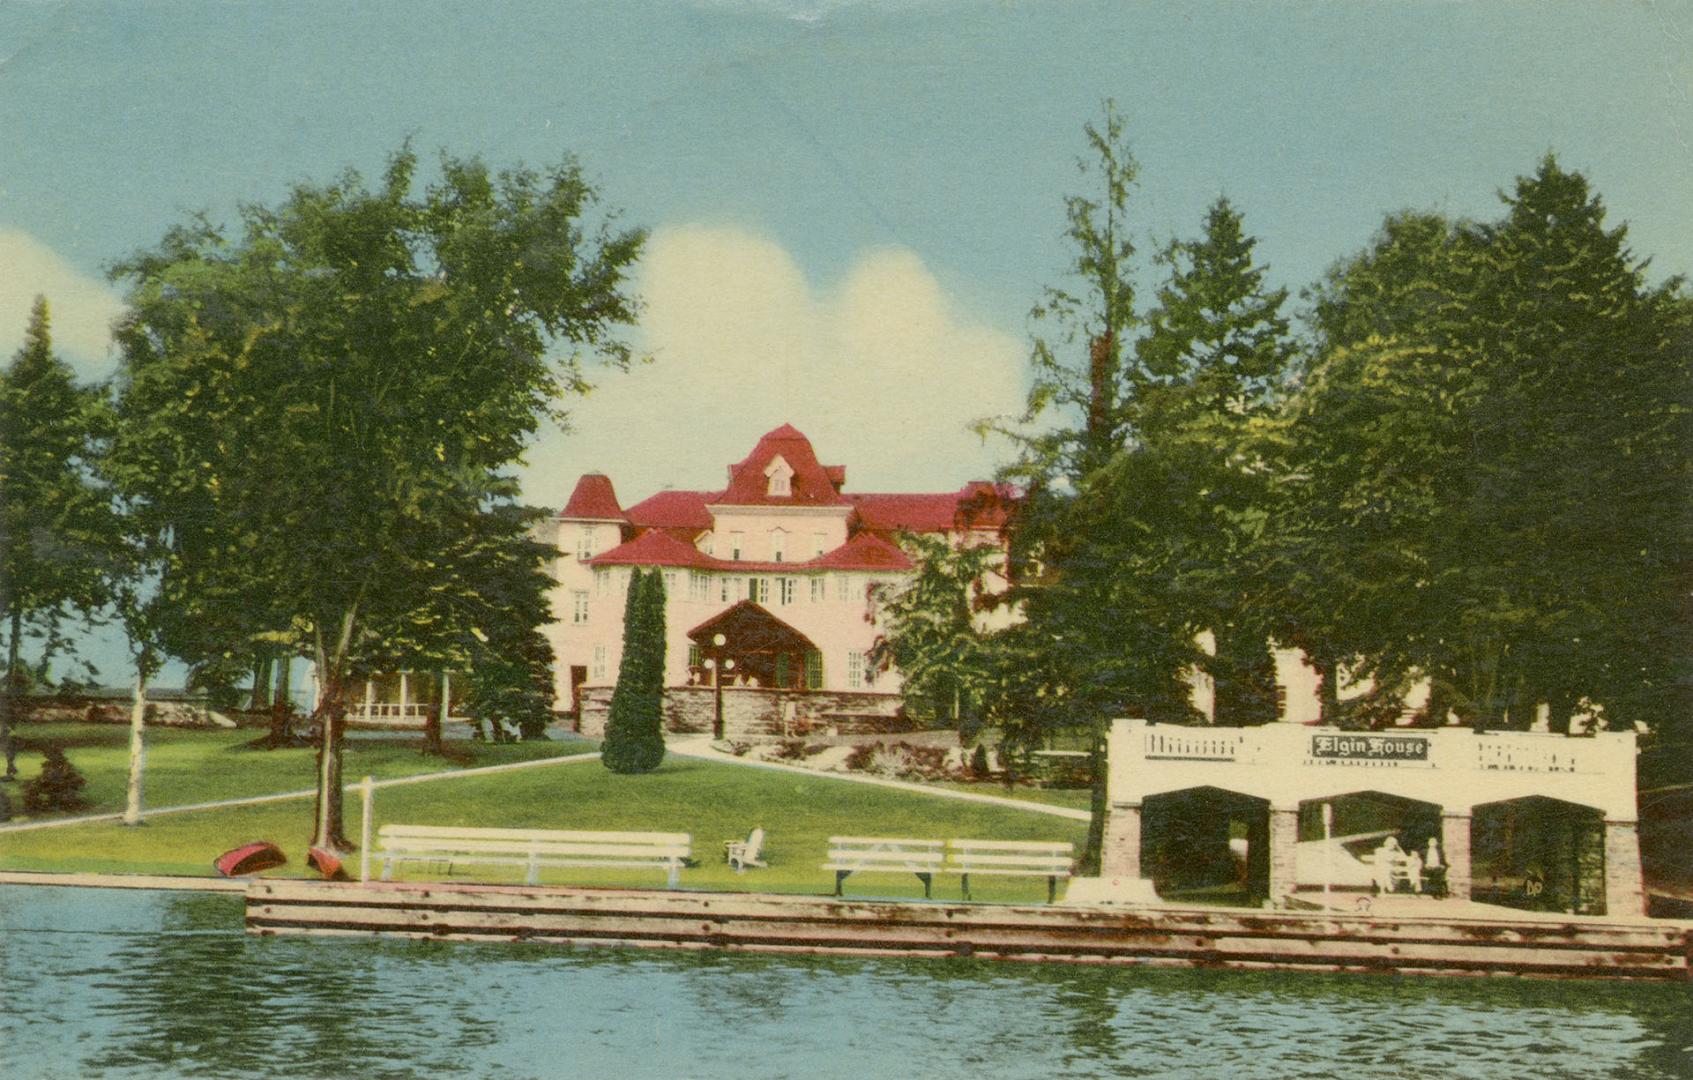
[245,880,1693,981]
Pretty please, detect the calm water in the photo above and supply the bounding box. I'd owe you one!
[1,885,1689,1080]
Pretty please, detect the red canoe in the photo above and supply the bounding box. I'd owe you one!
[307,846,349,881]
[213,841,287,877]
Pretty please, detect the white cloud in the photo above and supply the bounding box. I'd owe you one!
[520,224,1025,508]
[0,229,125,378]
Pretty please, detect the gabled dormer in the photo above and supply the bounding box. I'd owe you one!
[764,455,794,497]
[714,423,850,508]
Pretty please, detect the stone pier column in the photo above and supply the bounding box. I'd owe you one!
[1603,819,1646,917]
[1101,801,1142,879]
[1441,812,1472,902]
[1267,805,1300,905]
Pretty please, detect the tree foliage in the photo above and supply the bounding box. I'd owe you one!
[0,297,117,769]
[107,145,643,848]
[1282,157,1691,735]
[602,569,666,774]
[870,534,1001,739]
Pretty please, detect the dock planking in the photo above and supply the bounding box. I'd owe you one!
[244,880,1693,981]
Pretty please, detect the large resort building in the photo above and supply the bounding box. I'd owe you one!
[540,424,1014,738]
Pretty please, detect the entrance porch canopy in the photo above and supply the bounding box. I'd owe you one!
[688,600,818,690]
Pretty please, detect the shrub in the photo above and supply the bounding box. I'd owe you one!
[0,785,11,822]
[21,745,88,813]
[969,743,991,778]
[603,569,667,774]
[772,740,812,761]
[844,743,879,771]
[890,741,950,780]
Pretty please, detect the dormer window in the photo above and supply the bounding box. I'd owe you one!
[764,455,794,497]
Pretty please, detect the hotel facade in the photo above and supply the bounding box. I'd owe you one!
[539,425,1013,736]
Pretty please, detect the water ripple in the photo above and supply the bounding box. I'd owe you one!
[2,886,1689,1079]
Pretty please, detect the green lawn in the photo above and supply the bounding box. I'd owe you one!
[1,722,593,822]
[0,745,1089,903]
[924,779,1092,811]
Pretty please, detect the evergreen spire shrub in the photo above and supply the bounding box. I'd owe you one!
[602,569,667,773]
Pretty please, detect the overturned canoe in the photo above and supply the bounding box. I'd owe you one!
[214,841,286,877]
[306,846,348,881]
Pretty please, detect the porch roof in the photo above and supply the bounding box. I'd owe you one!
[687,600,818,654]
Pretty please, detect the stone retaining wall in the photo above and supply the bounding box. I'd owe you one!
[577,685,913,740]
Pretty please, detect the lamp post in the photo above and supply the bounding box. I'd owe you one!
[709,632,734,741]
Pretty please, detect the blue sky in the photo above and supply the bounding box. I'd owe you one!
[1,0,1689,683]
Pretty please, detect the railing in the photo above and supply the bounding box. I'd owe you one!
[1118,719,1627,776]
[347,703,461,725]
[1473,736,1581,774]
[1140,728,1242,762]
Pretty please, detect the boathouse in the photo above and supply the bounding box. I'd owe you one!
[1099,719,1646,916]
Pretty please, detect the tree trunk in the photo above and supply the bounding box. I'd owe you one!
[309,606,361,854]
[123,657,151,826]
[267,654,292,746]
[1315,652,1341,726]
[249,649,272,712]
[1079,726,1109,876]
[310,674,350,852]
[1420,681,1452,728]
[423,669,447,756]
[2,608,20,780]
[1546,688,1577,736]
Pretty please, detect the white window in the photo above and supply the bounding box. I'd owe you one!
[576,531,594,561]
[594,567,610,597]
[592,645,607,681]
[617,567,631,593]
[571,590,589,625]
[748,577,771,604]
[770,528,787,563]
[730,531,744,561]
[689,571,709,603]
[663,570,679,597]
[847,650,865,689]
[810,577,825,603]
[778,578,794,605]
[837,575,852,602]
[812,532,826,557]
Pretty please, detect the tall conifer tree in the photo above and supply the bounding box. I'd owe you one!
[0,296,115,778]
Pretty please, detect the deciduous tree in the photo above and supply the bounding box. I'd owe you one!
[108,146,643,852]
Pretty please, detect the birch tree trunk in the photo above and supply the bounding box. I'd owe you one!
[123,657,150,826]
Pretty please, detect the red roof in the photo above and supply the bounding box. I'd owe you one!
[626,490,714,530]
[559,473,626,522]
[589,529,714,569]
[716,424,849,507]
[808,532,913,571]
[590,527,913,574]
[849,482,1015,533]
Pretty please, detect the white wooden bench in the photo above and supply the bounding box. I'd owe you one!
[945,839,1074,903]
[823,836,946,898]
[376,825,691,888]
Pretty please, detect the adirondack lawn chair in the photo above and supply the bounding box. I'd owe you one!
[725,827,767,872]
